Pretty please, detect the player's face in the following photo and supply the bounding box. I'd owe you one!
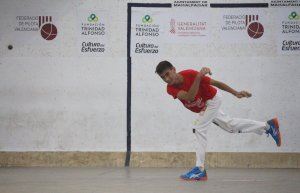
[159,67,177,85]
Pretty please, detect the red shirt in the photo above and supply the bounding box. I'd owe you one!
[167,69,217,113]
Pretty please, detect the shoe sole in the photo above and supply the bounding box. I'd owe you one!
[273,118,281,147]
[180,176,208,181]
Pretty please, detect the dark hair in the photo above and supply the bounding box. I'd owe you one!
[155,61,173,74]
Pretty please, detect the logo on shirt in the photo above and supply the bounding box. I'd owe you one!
[184,98,205,109]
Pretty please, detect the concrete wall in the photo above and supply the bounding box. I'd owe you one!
[0,0,299,157]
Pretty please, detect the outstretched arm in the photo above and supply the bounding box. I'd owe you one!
[210,79,252,98]
[177,67,212,102]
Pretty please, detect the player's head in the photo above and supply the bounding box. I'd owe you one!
[156,61,177,85]
[155,61,174,74]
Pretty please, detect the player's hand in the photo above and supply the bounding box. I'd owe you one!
[199,67,212,76]
[234,91,252,98]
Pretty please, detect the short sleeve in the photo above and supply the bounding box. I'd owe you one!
[201,76,211,84]
[167,86,180,99]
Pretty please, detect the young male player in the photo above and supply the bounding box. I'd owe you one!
[155,60,281,181]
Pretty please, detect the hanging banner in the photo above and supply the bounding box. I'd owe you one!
[218,9,269,43]
[276,9,300,54]
[77,10,109,56]
[165,9,210,44]
[131,8,168,56]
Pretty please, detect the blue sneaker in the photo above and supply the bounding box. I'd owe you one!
[266,118,281,147]
[180,167,207,181]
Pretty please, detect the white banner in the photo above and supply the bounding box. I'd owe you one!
[218,9,269,43]
[12,13,60,44]
[165,9,210,43]
[276,9,300,55]
[131,8,168,56]
[77,10,109,56]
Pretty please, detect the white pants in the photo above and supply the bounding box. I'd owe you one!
[193,92,267,167]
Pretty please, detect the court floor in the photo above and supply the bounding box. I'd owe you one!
[0,167,299,193]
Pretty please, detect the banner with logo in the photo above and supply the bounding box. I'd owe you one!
[218,9,268,43]
[131,8,168,56]
[276,9,300,54]
[172,0,209,8]
[165,9,210,43]
[270,0,300,7]
[77,10,108,56]
[13,14,59,43]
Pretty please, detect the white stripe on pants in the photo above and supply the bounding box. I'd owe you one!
[193,92,267,167]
